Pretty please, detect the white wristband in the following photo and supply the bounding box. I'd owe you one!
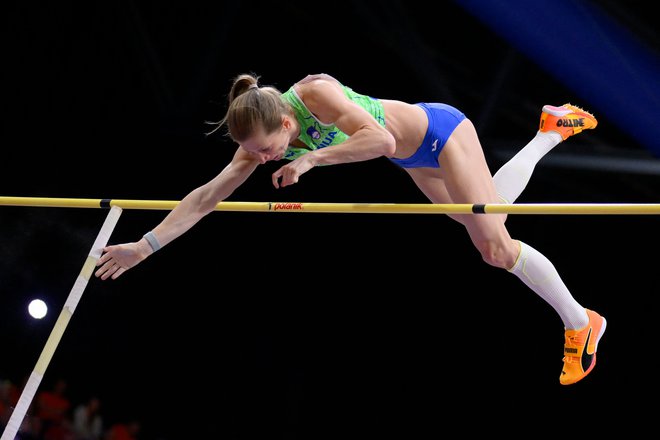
[143,231,161,252]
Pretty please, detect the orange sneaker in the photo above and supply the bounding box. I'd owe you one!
[539,103,598,140]
[560,309,607,385]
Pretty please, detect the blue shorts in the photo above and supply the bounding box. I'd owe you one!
[389,103,466,168]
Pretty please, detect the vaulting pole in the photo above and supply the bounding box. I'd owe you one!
[1,206,123,440]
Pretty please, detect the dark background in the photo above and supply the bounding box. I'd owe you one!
[1,1,658,439]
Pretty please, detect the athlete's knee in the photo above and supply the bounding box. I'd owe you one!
[474,239,518,269]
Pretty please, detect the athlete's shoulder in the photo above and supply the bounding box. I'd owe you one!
[295,74,347,108]
[297,73,342,87]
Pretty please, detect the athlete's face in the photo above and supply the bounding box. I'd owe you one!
[242,117,293,164]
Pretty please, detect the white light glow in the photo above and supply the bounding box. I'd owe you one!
[28,299,48,319]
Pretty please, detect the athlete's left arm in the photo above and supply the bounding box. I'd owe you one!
[272,79,395,188]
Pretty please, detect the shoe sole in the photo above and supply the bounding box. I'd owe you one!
[542,104,572,117]
[594,316,607,351]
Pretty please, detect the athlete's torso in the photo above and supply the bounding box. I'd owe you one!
[281,74,427,161]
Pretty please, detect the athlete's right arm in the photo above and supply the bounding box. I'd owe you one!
[95,147,259,280]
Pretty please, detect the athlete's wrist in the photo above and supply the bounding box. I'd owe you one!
[143,231,161,251]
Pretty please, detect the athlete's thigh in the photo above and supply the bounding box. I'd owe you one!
[405,166,488,234]
[404,167,452,203]
[437,119,510,243]
[438,119,498,203]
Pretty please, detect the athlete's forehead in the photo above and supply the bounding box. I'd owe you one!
[242,126,283,152]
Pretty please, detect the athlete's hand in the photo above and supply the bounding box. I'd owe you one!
[272,155,315,188]
[95,241,150,280]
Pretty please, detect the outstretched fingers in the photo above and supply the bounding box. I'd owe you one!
[94,246,126,280]
[95,259,118,280]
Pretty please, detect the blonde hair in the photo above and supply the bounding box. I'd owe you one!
[207,73,288,142]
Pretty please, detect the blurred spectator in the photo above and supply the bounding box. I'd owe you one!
[105,420,140,440]
[72,396,103,440]
[35,378,72,440]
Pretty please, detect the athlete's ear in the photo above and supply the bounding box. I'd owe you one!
[282,115,293,130]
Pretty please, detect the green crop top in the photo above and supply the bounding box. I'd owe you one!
[280,81,386,161]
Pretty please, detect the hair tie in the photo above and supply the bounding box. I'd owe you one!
[248,84,259,90]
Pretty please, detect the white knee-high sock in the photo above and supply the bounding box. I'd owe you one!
[509,241,588,330]
[493,131,563,203]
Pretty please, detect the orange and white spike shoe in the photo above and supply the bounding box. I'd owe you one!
[539,103,598,140]
[560,309,607,385]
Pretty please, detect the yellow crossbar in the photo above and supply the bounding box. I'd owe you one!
[1,196,660,214]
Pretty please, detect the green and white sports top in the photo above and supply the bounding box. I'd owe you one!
[280,81,386,161]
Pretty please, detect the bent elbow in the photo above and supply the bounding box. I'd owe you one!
[381,131,397,157]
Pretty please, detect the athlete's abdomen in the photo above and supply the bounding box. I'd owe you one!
[381,99,428,159]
